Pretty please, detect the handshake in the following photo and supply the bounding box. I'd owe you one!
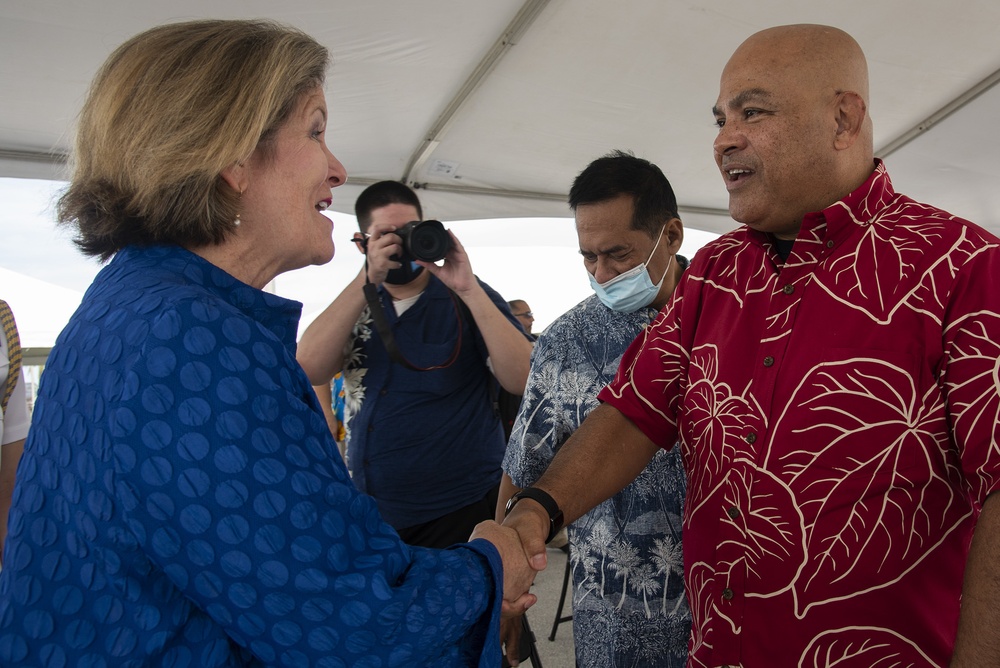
[470,491,559,665]
[471,493,553,610]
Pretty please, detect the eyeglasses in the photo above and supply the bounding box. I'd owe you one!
[513,311,533,318]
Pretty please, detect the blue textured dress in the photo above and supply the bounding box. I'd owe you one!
[0,245,502,667]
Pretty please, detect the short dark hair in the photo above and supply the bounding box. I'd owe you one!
[568,150,679,238]
[354,181,423,232]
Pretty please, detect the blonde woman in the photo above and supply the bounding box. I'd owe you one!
[0,19,534,667]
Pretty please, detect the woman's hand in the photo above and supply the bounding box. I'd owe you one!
[470,520,541,617]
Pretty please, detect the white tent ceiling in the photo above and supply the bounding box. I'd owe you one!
[1,0,999,237]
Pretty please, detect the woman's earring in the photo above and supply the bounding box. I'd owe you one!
[235,190,242,227]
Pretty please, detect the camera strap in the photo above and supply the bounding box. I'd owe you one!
[362,278,463,372]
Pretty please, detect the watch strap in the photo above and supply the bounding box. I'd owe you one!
[504,487,565,543]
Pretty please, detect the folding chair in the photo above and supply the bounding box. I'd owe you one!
[548,545,572,641]
[502,614,543,667]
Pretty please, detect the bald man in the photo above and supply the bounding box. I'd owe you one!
[501,24,1000,666]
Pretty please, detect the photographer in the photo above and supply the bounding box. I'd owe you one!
[298,181,533,548]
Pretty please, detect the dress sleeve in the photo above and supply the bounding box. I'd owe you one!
[110,305,502,666]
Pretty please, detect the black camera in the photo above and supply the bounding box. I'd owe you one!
[395,219,452,263]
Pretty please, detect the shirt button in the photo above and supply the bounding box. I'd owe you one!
[745,432,757,444]
[722,588,734,600]
[826,240,835,248]
[727,506,740,519]
[782,284,795,295]
[763,356,774,367]
[379,388,388,396]
[367,425,374,432]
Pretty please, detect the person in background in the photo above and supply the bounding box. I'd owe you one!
[0,299,28,566]
[313,372,347,459]
[497,299,537,443]
[0,20,536,667]
[297,181,533,549]
[501,24,1000,667]
[507,300,536,339]
[499,151,690,667]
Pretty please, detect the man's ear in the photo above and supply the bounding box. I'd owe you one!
[834,91,867,150]
[665,216,684,253]
[220,161,248,195]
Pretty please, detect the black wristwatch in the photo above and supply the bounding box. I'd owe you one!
[504,487,565,544]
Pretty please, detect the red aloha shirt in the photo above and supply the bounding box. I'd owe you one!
[599,161,1000,667]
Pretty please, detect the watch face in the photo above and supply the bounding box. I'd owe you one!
[504,491,524,516]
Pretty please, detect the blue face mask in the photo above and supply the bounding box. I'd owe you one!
[385,260,424,285]
[588,227,671,312]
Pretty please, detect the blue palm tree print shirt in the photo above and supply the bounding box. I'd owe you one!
[503,294,690,667]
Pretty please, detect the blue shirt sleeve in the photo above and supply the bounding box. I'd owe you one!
[109,302,502,665]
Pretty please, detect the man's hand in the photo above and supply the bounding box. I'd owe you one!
[470,520,540,616]
[358,221,405,286]
[500,616,525,667]
[419,231,477,295]
[499,494,551,575]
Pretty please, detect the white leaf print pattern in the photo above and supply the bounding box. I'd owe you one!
[728,465,804,597]
[686,562,716,668]
[772,358,969,618]
[944,310,1000,497]
[698,234,774,307]
[798,627,935,667]
[682,344,756,529]
[817,203,958,325]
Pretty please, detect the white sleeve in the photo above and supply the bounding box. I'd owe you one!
[1,337,30,447]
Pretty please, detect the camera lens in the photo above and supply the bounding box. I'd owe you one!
[405,220,452,262]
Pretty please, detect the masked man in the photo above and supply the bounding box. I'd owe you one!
[498,152,690,667]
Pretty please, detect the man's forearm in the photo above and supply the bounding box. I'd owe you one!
[536,403,660,525]
[496,473,521,523]
[297,271,368,384]
[951,491,1000,666]
[458,284,532,394]
[502,404,660,565]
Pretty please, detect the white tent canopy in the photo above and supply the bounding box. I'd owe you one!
[2,0,999,237]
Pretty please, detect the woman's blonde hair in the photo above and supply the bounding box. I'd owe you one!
[58,19,330,259]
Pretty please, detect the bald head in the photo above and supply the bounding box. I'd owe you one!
[713,24,875,237]
[730,25,870,106]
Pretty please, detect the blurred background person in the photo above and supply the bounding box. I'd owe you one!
[507,299,536,339]
[0,298,28,566]
[499,151,690,667]
[0,19,535,667]
[498,298,537,443]
[313,372,347,459]
[297,181,533,549]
